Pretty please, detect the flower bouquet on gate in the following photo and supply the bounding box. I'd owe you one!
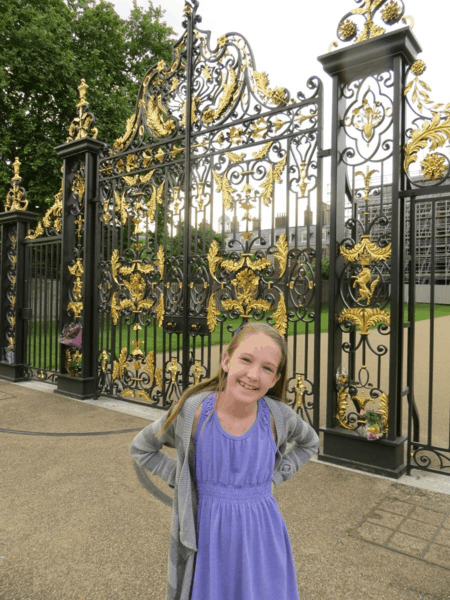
[360,409,383,441]
[60,322,82,349]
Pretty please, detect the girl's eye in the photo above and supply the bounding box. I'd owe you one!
[241,357,250,362]
[264,366,273,372]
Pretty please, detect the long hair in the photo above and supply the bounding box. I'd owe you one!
[155,323,288,439]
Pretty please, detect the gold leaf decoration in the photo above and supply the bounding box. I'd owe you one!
[404,112,450,173]
[120,388,135,399]
[271,294,287,336]
[221,256,245,272]
[156,293,165,327]
[212,170,234,210]
[146,95,176,137]
[67,301,83,319]
[207,239,222,280]
[111,292,121,325]
[340,235,391,263]
[207,292,220,332]
[338,308,390,336]
[274,233,288,278]
[155,367,163,389]
[336,386,356,430]
[114,190,128,225]
[252,141,272,160]
[113,114,138,151]
[225,151,245,163]
[144,351,155,385]
[136,390,151,402]
[140,169,155,184]
[378,392,389,433]
[202,67,238,124]
[252,71,287,106]
[259,154,287,207]
[112,348,128,381]
[156,245,165,280]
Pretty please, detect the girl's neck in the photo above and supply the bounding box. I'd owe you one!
[216,391,258,420]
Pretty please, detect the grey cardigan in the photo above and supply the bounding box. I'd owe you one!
[129,391,320,600]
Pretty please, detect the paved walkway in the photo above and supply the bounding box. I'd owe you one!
[1,379,450,600]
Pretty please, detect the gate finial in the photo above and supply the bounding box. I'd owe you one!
[4,157,29,212]
[330,0,411,49]
[66,78,99,143]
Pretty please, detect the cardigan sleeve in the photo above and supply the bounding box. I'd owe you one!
[129,414,178,489]
[272,413,320,487]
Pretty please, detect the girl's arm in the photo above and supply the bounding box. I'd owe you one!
[129,415,178,489]
[272,414,319,487]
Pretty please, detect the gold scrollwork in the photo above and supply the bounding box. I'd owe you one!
[338,307,390,336]
[156,293,165,328]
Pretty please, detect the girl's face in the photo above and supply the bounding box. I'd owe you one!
[221,332,282,404]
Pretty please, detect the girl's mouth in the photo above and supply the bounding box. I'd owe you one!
[238,380,258,391]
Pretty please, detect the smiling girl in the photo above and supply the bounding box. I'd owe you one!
[129,323,319,600]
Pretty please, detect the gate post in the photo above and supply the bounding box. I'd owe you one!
[0,158,39,381]
[318,27,421,478]
[54,80,106,399]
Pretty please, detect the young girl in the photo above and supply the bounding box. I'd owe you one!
[129,323,320,600]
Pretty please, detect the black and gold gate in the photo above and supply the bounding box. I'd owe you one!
[95,1,324,425]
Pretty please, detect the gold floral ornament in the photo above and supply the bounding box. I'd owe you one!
[5,158,29,212]
[421,153,447,181]
[380,1,402,25]
[67,79,98,142]
[348,96,383,144]
[340,234,391,264]
[222,269,271,319]
[338,19,357,41]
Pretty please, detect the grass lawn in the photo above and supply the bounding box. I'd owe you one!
[23,303,450,371]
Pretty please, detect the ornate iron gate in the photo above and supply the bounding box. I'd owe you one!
[95,1,324,427]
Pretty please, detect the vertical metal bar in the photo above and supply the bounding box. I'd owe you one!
[43,244,49,369]
[181,7,195,392]
[326,73,346,429]
[428,200,436,446]
[313,80,323,433]
[388,55,405,441]
[407,197,416,473]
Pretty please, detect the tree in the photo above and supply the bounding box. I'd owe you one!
[168,222,225,259]
[0,0,174,214]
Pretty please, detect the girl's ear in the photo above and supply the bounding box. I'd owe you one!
[221,351,230,373]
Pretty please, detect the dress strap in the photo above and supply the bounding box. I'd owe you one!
[259,398,271,430]
[198,392,216,430]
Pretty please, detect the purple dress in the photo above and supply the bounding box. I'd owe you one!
[191,393,300,600]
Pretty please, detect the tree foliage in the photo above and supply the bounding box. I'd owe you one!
[0,0,174,214]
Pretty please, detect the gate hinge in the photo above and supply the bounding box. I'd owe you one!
[318,148,331,158]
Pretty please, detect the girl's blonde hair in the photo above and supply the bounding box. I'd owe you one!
[155,323,288,439]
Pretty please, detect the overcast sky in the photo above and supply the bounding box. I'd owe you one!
[110,0,450,149]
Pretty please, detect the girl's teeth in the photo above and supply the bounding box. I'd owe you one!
[239,381,257,390]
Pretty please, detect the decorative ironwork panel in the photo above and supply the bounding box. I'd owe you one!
[96,0,324,426]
